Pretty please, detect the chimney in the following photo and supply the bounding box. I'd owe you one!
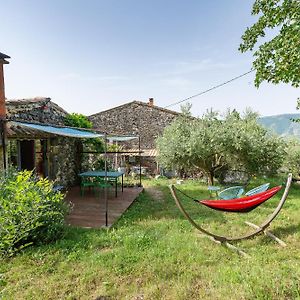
[148,98,154,106]
[0,52,10,120]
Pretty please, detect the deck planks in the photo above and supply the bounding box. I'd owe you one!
[65,186,143,228]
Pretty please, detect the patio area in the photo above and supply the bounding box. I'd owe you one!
[65,186,143,228]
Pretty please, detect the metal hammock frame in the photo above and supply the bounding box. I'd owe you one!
[169,174,292,256]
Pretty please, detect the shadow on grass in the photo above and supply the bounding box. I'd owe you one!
[270,223,300,238]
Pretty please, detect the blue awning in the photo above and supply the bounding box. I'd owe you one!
[12,121,104,139]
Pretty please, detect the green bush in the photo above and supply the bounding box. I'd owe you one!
[64,113,92,128]
[283,139,300,179]
[0,169,69,257]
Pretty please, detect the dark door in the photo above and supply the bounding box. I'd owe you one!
[41,140,48,177]
[19,140,35,171]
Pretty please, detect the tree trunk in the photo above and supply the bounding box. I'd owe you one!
[207,171,214,185]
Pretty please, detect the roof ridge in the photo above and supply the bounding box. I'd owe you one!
[0,52,10,59]
[6,97,51,103]
[132,100,180,115]
[89,100,180,117]
[6,97,68,114]
[89,100,137,117]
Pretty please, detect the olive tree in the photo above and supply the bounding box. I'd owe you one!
[157,108,285,184]
[282,138,300,179]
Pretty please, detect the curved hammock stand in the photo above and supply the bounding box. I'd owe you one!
[169,174,292,257]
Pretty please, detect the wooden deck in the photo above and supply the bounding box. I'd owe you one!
[65,186,143,228]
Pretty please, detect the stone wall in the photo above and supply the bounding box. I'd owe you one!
[48,137,81,186]
[89,101,180,149]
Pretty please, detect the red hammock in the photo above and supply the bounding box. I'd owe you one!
[200,186,282,213]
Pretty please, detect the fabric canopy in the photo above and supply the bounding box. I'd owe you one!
[12,121,105,139]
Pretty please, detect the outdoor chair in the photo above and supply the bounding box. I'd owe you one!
[94,177,113,195]
[80,177,95,196]
[245,183,270,197]
[218,186,245,200]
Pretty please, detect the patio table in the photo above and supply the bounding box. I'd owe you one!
[207,185,221,198]
[79,171,124,197]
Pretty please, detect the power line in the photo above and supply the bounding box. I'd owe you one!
[164,69,254,108]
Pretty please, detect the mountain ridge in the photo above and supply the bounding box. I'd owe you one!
[258,113,300,138]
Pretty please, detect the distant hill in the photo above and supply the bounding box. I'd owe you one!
[258,114,300,138]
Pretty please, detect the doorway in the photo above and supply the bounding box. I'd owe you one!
[19,140,35,171]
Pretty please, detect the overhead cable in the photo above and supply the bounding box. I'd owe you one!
[164,69,254,108]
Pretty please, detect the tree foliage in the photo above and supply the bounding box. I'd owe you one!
[64,113,93,128]
[239,0,300,87]
[65,112,104,152]
[283,138,300,178]
[157,107,286,184]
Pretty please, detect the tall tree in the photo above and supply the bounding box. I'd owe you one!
[239,0,300,88]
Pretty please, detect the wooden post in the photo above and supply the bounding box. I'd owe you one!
[0,120,7,170]
[0,53,10,172]
[245,221,287,247]
[138,135,142,187]
[104,133,108,227]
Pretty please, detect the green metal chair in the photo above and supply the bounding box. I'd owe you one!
[80,177,95,196]
[218,186,245,200]
[94,177,113,195]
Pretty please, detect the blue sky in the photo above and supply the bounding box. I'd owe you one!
[1,0,299,117]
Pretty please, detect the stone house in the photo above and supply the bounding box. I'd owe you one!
[89,98,180,173]
[1,52,181,180]
[6,97,82,186]
[0,51,141,186]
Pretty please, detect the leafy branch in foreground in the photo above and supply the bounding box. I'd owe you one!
[240,0,300,88]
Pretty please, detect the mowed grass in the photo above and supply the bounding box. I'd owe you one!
[1,176,300,299]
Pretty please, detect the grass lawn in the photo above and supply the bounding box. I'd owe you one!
[1,176,300,299]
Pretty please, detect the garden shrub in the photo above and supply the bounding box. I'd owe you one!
[0,169,69,257]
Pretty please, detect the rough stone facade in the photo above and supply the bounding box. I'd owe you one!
[48,137,81,186]
[6,98,80,186]
[89,100,180,149]
[89,100,181,174]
